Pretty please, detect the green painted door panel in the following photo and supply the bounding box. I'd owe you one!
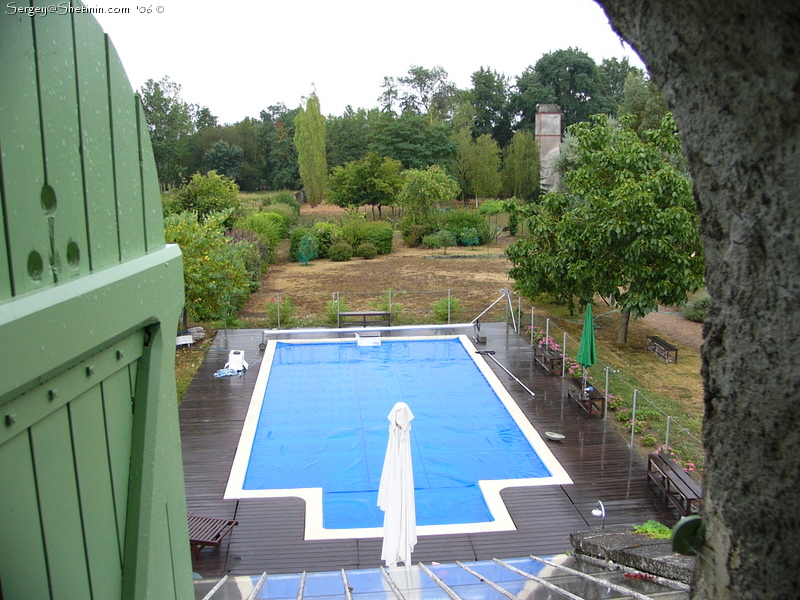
[33,9,91,283]
[102,366,136,560]
[137,97,166,252]
[107,39,146,261]
[0,15,52,294]
[31,406,93,599]
[71,384,125,599]
[0,432,51,599]
[73,16,120,270]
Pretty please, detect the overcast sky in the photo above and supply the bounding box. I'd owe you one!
[92,0,645,125]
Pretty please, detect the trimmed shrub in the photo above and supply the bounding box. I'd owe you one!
[355,242,378,259]
[366,220,394,255]
[228,228,272,278]
[328,241,354,262]
[477,199,504,215]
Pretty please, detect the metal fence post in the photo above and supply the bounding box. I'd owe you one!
[562,333,567,378]
[447,289,451,324]
[530,307,535,346]
[604,366,611,420]
[665,416,672,450]
[630,389,638,448]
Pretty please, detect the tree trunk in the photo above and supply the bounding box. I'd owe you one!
[617,307,631,345]
[595,2,800,598]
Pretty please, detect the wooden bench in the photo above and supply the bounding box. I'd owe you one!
[646,335,679,363]
[646,453,702,516]
[187,512,238,560]
[337,310,392,328]
[567,377,606,417]
[533,343,564,375]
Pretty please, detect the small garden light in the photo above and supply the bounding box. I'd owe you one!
[592,500,606,528]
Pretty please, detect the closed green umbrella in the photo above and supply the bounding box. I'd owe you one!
[576,304,597,389]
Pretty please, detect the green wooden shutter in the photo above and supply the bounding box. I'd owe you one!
[0,4,191,599]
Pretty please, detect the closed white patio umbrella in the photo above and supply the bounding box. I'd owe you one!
[377,402,417,567]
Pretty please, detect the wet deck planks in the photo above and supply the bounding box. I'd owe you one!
[179,324,675,577]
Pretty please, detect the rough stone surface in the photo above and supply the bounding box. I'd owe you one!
[571,528,695,584]
[594,2,800,598]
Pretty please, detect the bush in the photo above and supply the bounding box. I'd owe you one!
[366,220,394,255]
[342,219,394,255]
[326,296,350,326]
[265,203,299,229]
[228,228,272,281]
[439,210,492,245]
[238,212,284,246]
[369,289,403,322]
[265,295,297,328]
[400,219,437,247]
[431,296,462,323]
[459,227,480,247]
[260,190,301,216]
[355,242,378,259]
[311,222,343,258]
[164,212,251,321]
[289,228,319,263]
[421,234,442,249]
[682,293,710,323]
[170,171,240,227]
[328,241,354,262]
[431,229,457,252]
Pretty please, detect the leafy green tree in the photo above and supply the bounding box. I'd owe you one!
[507,114,704,343]
[202,140,245,181]
[395,65,459,122]
[140,76,197,188]
[164,211,253,322]
[502,130,541,200]
[449,126,475,201]
[294,93,327,206]
[326,106,371,167]
[617,71,670,137]
[468,67,514,147]
[397,166,460,245]
[260,104,301,190]
[513,48,613,129]
[467,134,502,198]
[369,111,455,169]
[327,152,403,217]
[599,57,642,108]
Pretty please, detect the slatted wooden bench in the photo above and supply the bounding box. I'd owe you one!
[646,453,702,516]
[567,377,606,417]
[337,310,392,327]
[646,335,679,363]
[187,512,238,560]
[533,343,564,375]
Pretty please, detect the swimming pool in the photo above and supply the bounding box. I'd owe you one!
[225,335,571,540]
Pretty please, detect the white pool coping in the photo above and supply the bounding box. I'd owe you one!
[224,334,572,540]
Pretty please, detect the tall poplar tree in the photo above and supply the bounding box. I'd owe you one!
[294,92,327,206]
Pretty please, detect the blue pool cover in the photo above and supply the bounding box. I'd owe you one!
[243,338,551,529]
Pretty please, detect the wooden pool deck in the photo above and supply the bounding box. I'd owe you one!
[180,323,675,577]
